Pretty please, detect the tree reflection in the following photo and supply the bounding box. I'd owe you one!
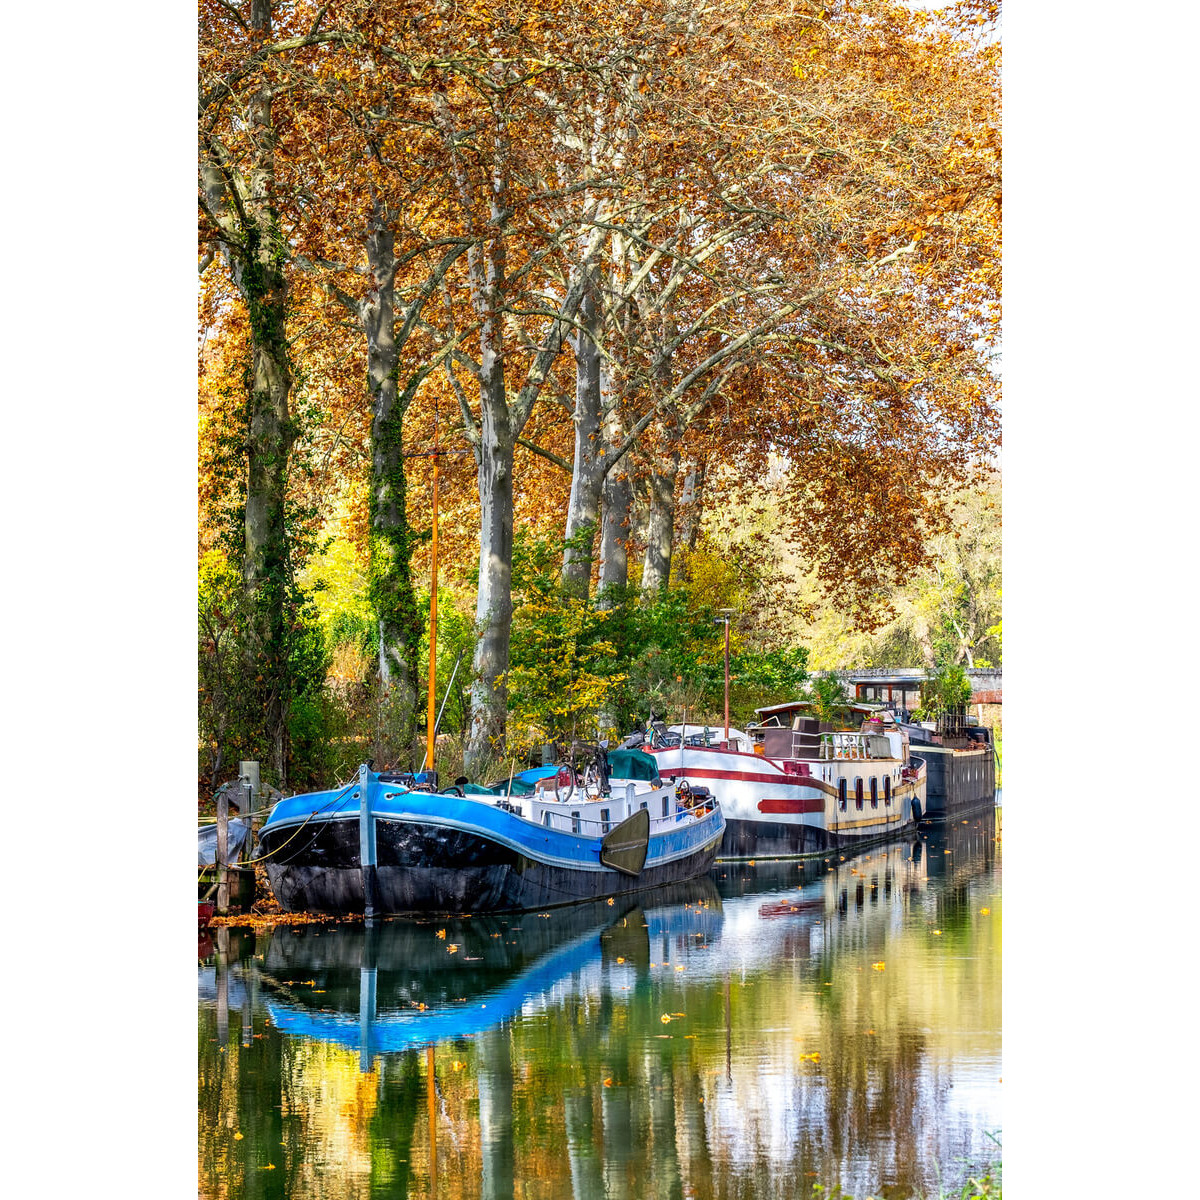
[199,815,1000,1200]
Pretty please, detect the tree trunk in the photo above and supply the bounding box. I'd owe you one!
[562,277,605,596]
[597,393,631,603]
[363,210,420,762]
[678,458,706,554]
[239,1,294,784]
[466,365,515,775]
[641,440,680,593]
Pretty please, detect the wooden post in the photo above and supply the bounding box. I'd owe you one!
[216,784,229,916]
[239,761,260,814]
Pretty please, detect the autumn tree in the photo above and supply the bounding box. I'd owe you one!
[198,0,345,781]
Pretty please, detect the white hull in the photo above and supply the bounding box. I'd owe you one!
[647,743,925,857]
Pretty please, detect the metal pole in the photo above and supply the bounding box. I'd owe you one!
[724,616,730,742]
[427,1044,438,1194]
[359,763,377,920]
[420,649,464,774]
[426,450,439,778]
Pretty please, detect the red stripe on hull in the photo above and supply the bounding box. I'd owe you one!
[758,797,824,815]
[661,765,797,787]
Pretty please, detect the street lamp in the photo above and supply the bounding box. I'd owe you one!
[715,609,735,743]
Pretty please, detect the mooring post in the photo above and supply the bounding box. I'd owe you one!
[216,783,229,916]
[359,763,378,920]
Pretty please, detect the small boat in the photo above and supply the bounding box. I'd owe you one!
[258,754,725,917]
[644,701,926,859]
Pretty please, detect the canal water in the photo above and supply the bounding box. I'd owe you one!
[199,811,1000,1200]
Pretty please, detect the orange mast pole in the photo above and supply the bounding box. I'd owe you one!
[426,446,439,777]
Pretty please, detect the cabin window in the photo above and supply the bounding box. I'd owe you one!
[884,776,892,806]
[855,778,864,810]
[838,779,847,811]
[542,810,552,827]
[663,795,671,818]
[870,777,879,808]
[640,801,648,811]
[600,807,610,833]
[571,811,581,834]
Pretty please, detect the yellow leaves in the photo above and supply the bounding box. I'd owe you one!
[660,1013,672,1024]
[233,1132,244,1141]
[932,929,942,936]
[436,928,446,939]
[616,956,625,964]
[452,1060,466,1071]
[980,907,990,915]
[871,961,885,971]
[447,944,459,954]
[606,897,614,906]
[800,1051,821,1063]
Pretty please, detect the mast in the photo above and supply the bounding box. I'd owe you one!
[426,434,439,777]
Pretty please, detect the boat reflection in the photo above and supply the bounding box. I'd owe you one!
[260,878,724,1070]
[198,811,1000,1200]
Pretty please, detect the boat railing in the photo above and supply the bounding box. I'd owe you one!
[533,798,719,837]
[819,732,895,761]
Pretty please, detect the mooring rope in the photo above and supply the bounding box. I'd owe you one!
[198,777,361,872]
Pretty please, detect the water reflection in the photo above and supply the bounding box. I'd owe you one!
[199,811,1000,1200]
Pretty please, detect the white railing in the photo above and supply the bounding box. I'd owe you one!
[530,798,719,836]
[820,732,894,761]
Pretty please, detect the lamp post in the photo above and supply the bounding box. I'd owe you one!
[716,609,735,742]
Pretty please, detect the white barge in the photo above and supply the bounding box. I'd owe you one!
[646,701,926,859]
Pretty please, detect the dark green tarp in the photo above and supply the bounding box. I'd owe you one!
[607,749,661,785]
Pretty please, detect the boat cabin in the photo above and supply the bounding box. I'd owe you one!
[747,700,903,763]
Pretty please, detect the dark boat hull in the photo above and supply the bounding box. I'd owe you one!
[261,814,724,916]
[720,814,917,859]
[915,745,996,821]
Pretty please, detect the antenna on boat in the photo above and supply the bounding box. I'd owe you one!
[404,400,469,781]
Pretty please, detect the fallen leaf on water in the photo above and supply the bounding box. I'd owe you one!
[872,962,885,971]
[607,898,614,906]
[436,929,446,939]
[980,907,991,915]
[661,1014,672,1023]
[603,1078,613,1087]
[933,929,942,936]
[616,956,625,964]
[233,1132,243,1141]
[447,944,459,954]
[452,1061,465,1071]
[675,965,686,972]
